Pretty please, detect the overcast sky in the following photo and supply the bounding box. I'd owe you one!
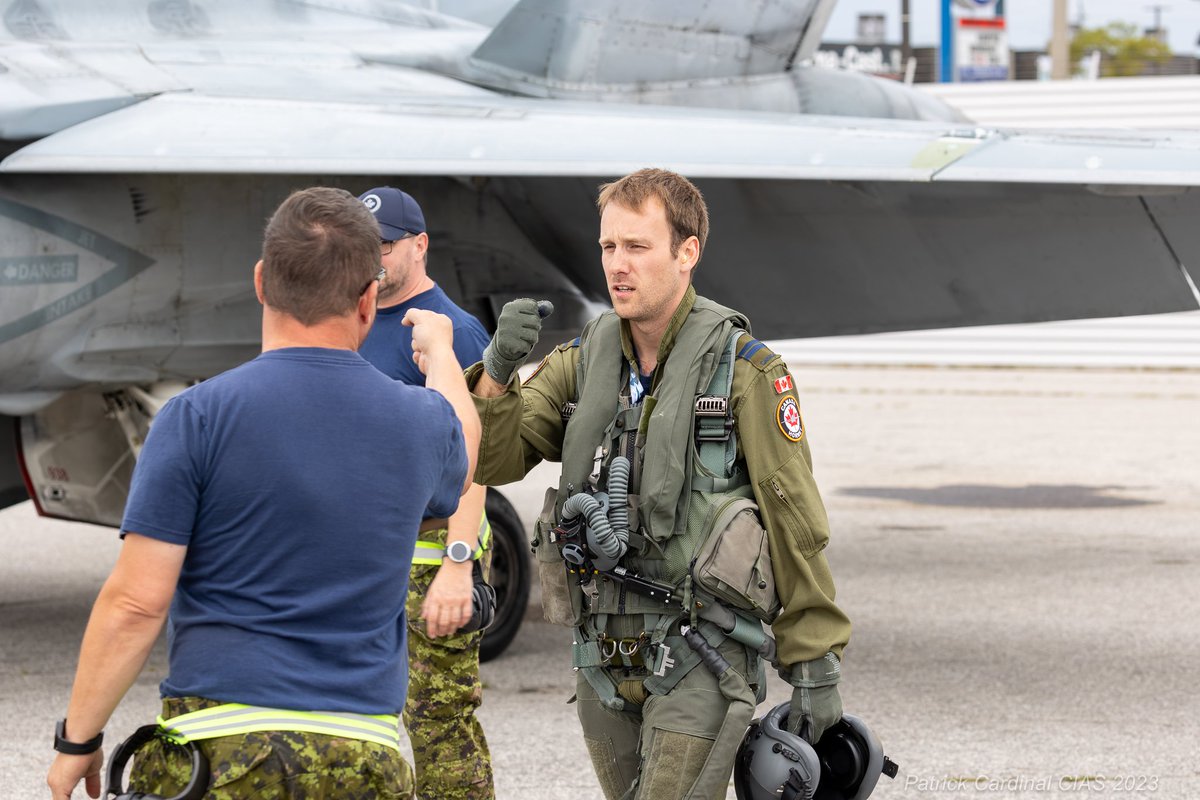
[824,0,1200,54]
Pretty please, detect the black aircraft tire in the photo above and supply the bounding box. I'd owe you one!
[480,489,530,662]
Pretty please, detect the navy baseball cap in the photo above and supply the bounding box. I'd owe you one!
[358,186,426,240]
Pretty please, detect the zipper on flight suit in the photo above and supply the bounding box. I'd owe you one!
[769,476,817,553]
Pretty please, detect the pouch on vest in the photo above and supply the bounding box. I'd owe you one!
[534,485,580,626]
[689,488,781,624]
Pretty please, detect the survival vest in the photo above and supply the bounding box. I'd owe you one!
[541,295,777,707]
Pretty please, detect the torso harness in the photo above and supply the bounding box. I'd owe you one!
[536,299,781,718]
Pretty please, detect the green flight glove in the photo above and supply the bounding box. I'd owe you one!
[784,652,843,745]
[482,298,554,384]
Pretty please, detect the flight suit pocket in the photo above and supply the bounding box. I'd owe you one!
[758,451,829,558]
[534,485,578,626]
[691,495,780,623]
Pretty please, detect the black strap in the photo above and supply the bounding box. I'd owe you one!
[54,719,103,755]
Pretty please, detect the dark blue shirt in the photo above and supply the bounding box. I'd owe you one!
[120,348,468,714]
[359,284,490,387]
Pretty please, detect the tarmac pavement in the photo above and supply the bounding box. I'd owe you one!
[3,365,1198,799]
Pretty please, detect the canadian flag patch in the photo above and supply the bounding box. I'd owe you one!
[773,375,794,394]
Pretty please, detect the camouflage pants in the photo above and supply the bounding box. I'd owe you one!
[404,542,494,800]
[130,696,415,799]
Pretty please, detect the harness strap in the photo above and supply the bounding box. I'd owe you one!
[572,639,606,670]
[573,625,627,711]
[690,473,747,494]
[157,704,401,752]
[411,511,491,566]
[693,330,743,491]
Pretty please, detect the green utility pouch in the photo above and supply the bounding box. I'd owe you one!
[533,486,579,626]
[690,489,780,624]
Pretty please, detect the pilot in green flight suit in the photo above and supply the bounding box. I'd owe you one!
[467,169,852,800]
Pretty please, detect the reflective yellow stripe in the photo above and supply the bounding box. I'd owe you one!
[410,512,491,567]
[412,540,447,565]
[158,704,400,751]
[478,513,492,551]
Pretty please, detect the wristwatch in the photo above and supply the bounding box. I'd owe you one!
[445,540,473,564]
[54,719,103,755]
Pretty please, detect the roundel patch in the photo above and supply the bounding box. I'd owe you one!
[777,396,804,442]
[361,193,382,213]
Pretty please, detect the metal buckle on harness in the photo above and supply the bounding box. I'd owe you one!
[600,638,618,661]
[694,395,733,442]
[561,401,578,422]
[595,637,646,668]
[694,396,727,417]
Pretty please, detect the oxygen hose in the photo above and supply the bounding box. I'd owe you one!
[561,493,623,561]
[561,456,632,562]
[605,456,631,549]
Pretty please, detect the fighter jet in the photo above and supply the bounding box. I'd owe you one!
[3,0,1199,658]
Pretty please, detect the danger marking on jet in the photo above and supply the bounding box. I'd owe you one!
[0,255,78,285]
[0,198,155,345]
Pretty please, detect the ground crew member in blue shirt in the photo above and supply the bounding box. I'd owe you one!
[357,185,495,800]
[46,187,480,800]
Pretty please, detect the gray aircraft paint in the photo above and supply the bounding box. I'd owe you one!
[1,0,1199,530]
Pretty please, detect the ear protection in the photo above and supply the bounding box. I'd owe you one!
[105,724,210,800]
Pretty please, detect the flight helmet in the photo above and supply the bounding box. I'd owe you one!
[733,704,898,800]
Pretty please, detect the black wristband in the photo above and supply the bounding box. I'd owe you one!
[54,719,104,755]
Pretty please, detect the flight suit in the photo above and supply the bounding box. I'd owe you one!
[466,286,851,799]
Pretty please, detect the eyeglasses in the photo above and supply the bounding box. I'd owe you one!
[380,232,415,256]
[360,266,386,296]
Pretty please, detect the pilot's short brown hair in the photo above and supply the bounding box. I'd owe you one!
[261,187,380,326]
[597,168,709,263]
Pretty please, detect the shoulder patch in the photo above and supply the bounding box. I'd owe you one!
[777,396,804,442]
[735,335,781,371]
[555,337,581,352]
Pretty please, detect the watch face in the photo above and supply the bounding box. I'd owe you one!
[447,541,472,562]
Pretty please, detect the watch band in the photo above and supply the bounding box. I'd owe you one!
[54,719,104,755]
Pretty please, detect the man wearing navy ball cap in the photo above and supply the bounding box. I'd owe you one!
[357,186,495,800]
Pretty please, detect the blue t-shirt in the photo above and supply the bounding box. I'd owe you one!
[120,348,468,714]
[359,284,490,386]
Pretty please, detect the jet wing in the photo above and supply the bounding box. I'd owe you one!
[4,93,1200,187]
[3,92,1198,343]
